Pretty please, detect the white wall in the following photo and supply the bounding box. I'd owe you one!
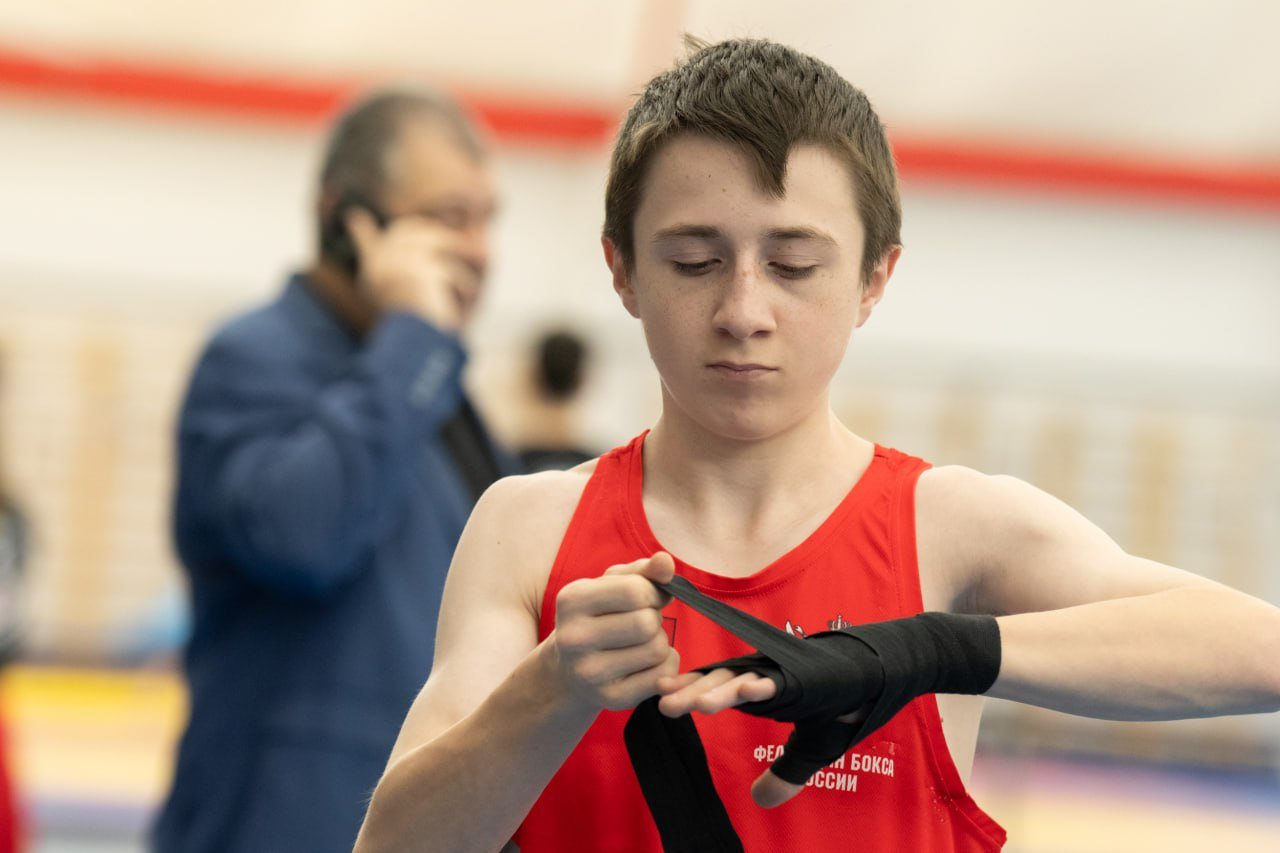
[5,1,1280,163]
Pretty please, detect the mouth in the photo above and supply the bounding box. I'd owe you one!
[708,361,777,378]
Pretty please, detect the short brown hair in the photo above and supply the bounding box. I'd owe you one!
[603,38,901,284]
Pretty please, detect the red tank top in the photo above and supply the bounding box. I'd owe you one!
[513,433,1006,852]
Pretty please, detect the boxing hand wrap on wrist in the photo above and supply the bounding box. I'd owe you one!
[624,575,1002,851]
[701,612,1001,783]
[696,631,883,723]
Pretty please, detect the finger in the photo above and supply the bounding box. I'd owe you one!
[604,552,674,609]
[560,573,668,616]
[343,207,381,257]
[571,633,673,687]
[603,556,656,577]
[690,672,775,714]
[656,669,739,716]
[751,769,805,809]
[640,551,676,585]
[655,671,702,695]
[597,647,681,710]
[735,673,779,702]
[603,552,673,582]
[565,608,667,652]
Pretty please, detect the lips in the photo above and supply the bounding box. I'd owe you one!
[708,361,776,377]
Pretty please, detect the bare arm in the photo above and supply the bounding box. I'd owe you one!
[920,467,1280,719]
[354,470,679,853]
[658,464,1280,809]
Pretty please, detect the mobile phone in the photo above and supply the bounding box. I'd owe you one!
[321,190,388,277]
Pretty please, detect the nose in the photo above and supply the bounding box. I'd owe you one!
[712,262,776,340]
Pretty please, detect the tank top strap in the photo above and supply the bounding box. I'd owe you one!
[537,432,648,638]
[878,445,933,615]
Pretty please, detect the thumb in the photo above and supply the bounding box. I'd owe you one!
[641,551,676,585]
[750,769,804,809]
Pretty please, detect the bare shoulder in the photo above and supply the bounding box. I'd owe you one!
[454,460,599,615]
[917,464,1037,507]
[914,465,1115,614]
[915,464,1208,616]
[472,460,598,543]
[917,464,1116,552]
[385,461,599,765]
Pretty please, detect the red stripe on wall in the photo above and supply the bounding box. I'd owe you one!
[895,140,1280,211]
[3,45,1280,209]
[0,47,352,122]
[0,46,617,147]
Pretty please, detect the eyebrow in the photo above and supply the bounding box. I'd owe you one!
[763,227,838,246]
[651,224,837,246]
[652,225,721,242]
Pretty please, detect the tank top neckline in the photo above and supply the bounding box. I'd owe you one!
[619,430,892,597]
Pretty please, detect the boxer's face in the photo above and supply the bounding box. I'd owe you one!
[607,134,897,442]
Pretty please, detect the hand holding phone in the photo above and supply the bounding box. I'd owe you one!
[340,201,481,333]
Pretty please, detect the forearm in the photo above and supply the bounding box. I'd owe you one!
[355,640,599,853]
[990,585,1280,719]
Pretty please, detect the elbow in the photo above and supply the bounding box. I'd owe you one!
[352,816,383,853]
[352,780,387,853]
[351,762,414,853]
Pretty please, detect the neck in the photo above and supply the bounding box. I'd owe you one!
[304,258,379,337]
[638,402,874,578]
[643,401,869,518]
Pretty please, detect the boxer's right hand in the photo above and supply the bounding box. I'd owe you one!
[552,552,680,711]
[344,206,481,333]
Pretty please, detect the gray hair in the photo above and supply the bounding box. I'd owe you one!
[318,87,486,202]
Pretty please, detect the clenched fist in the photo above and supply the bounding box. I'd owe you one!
[552,553,681,711]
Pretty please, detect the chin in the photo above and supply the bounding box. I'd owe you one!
[696,407,793,444]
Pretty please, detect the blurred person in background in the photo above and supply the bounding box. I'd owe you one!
[515,328,598,473]
[152,88,513,853]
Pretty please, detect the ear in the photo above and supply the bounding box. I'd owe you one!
[855,245,901,328]
[603,237,641,318]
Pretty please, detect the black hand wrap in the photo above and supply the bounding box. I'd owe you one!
[702,613,1001,783]
[624,575,1001,851]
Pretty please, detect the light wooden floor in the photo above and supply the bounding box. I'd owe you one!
[1,665,1277,852]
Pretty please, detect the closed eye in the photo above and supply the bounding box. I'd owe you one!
[672,259,719,275]
[772,263,817,280]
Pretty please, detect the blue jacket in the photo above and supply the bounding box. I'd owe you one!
[153,276,512,852]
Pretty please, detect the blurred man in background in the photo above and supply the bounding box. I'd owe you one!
[152,88,513,853]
